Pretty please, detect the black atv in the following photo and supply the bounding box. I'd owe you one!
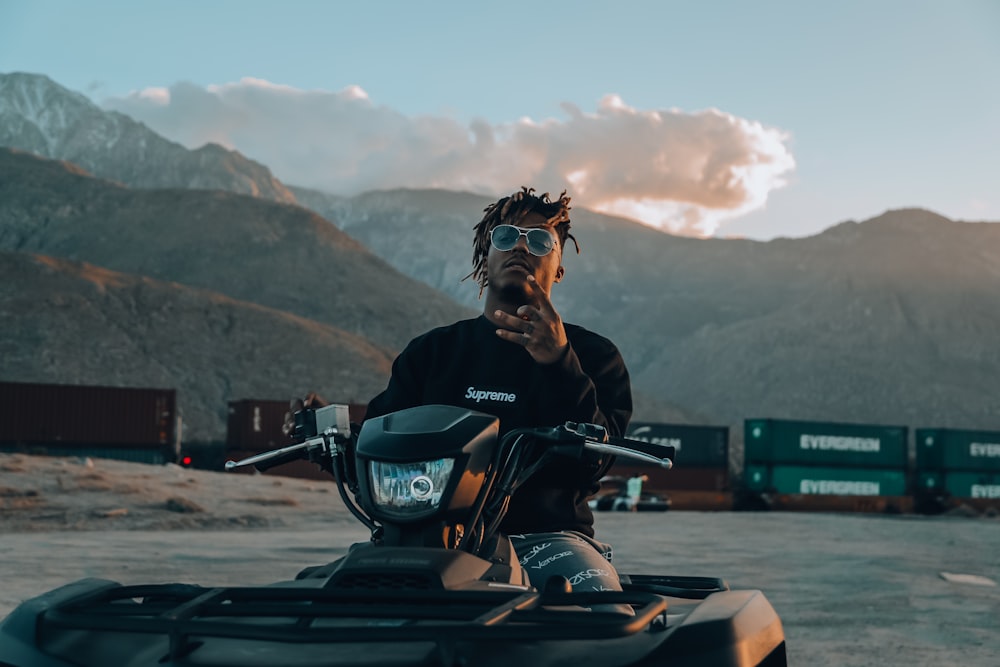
[0,404,786,666]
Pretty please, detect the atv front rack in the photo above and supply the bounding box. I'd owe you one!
[27,579,669,663]
[3,576,790,667]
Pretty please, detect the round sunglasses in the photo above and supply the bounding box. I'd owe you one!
[490,224,557,257]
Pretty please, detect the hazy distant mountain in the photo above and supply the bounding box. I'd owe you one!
[0,250,393,441]
[631,210,1000,428]
[0,147,474,354]
[0,72,296,203]
[290,186,491,304]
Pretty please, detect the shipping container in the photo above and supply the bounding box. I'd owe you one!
[916,471,1000,501]
[625,422,729,467]
[609,463,728,492]
[226,400,294,452]
[226,399,368,453]
[745,464,908,497]
[743,464,770,494]
[744,418,908,468]
[605,461,729,511]
[740,463,912,514]
[614,422,730,510]
[0,381,178,447]
[0,381,179,463]
[765,493,913,515]
[665,491,734,512]
[914,428,1000,473]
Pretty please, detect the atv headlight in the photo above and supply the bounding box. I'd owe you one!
[369,458,455,517]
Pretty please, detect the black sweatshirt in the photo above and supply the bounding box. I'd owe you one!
[364,315,632,537]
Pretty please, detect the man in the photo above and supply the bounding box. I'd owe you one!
[301,187,633,594]
[626,474,648,512]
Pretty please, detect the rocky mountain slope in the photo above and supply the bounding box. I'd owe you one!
[0,72,295,203]
[0,250,393,441]
[0,148,474,354]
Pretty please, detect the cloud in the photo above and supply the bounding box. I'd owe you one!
[103,79,795,237]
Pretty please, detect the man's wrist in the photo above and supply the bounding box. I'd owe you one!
[540,343,570,366]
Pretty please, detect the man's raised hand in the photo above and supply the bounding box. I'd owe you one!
[493,275,569,365]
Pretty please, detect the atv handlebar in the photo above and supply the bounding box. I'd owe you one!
[564,422,674,468]
[509,422,675,469]
[584,440,674,468]
[224,407,675,474]
[225,403,354,473]
[224,436,328,473]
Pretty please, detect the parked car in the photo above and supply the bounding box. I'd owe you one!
[589,475,671,512]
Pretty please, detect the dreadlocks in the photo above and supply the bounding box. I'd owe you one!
[463,187,580,297]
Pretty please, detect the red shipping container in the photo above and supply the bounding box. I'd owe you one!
[0,381,177,447]
[226,399,368,453]
[607,462,729,492]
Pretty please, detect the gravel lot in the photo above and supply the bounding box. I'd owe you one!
[2,454,997,666]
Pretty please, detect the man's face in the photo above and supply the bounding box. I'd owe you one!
[485,211,564,302]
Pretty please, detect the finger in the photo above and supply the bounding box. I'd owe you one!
[515,304,542,322]
[494,309,532,332]
[495,327,531,347]
[304,392,329,408]
[525,275,557,314]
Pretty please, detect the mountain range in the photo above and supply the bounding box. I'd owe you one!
[292,188,1000,434]
[0,249,394,439]
[0,72,294,202]
[3,71,1000,448]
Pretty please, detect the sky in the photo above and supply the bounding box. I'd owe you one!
[1,0,998,239]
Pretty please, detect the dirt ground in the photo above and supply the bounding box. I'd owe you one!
[1,453,998,666]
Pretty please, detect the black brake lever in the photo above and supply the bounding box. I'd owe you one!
[562,421,609,443]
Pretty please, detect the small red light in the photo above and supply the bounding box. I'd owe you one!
[181,456,193,466]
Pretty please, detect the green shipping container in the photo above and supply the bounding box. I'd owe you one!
[744,464,770,493]
[626,422,729,467]
[915,471,944,494]
[914,428,1000,473]
[917,471,1000,500]
[756,465,908,497]
[744,418,908,468]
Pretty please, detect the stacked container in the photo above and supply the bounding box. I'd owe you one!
[0,381,180,464]
[742,418,911,513]
[914,428,1000,513]
[609,422,731,510]
[225,399,368,480]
